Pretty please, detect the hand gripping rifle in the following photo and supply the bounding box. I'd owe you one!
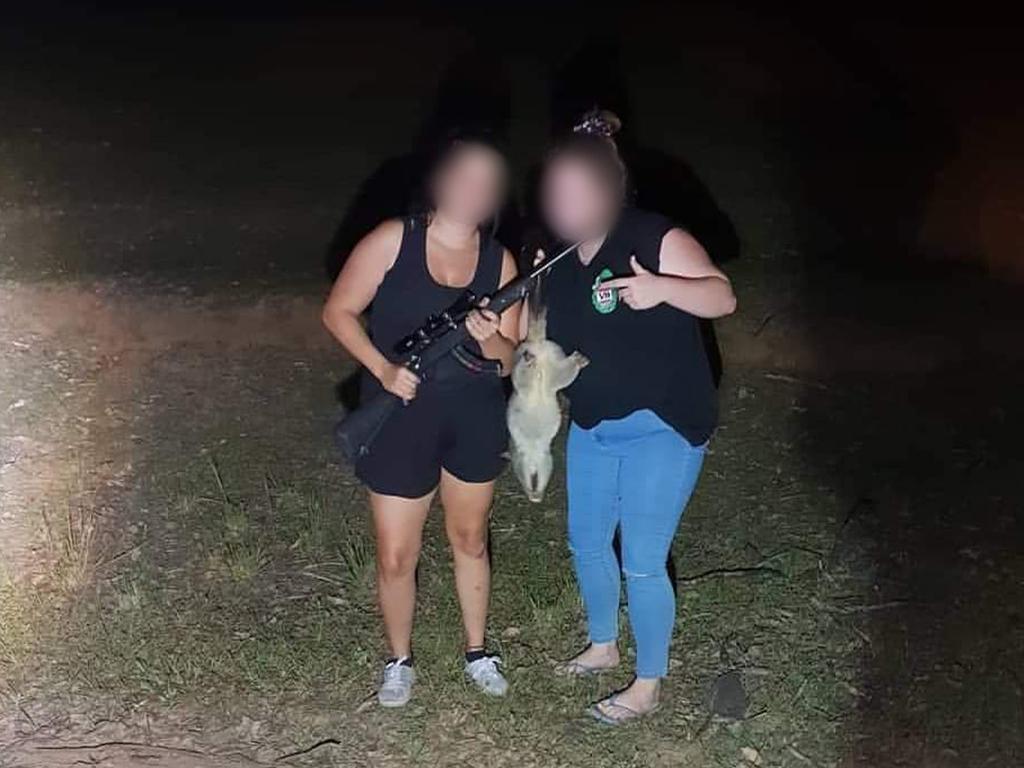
[333,242,579,463]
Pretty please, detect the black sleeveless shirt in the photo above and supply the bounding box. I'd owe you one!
[544,208,718,445]
[364,216,504,395]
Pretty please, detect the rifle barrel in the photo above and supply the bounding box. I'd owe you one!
[527,242,580,280]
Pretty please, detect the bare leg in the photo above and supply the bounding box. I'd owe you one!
[371,489,434,658]
[439,469,494,650]
[561,641,621,672]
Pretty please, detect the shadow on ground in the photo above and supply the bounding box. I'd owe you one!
[323,44,521,283]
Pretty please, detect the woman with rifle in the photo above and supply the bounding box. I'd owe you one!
[537,110,737,724]
[322,133,519,707]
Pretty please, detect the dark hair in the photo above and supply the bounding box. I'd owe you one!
[545,109,628,203]
[411,129,509,233]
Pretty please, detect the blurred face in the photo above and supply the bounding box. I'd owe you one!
[542,157,619,242]
[431,144,506,226]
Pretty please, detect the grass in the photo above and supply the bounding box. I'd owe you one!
[40,502,101,594]
[0,368,873,767]
[12,322,1014,764]
[0,577,34,674]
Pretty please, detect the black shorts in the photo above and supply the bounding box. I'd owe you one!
[355,378,508,499]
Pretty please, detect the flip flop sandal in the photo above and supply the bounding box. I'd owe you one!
[554,659,618,677]
[586,695,661,726]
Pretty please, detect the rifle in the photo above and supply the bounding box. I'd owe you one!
[334,242,579,463]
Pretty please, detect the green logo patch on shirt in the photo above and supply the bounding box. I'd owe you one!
[591,268,618,314]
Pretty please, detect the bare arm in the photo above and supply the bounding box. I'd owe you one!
[468,248,521,376]
[603,228,737,318]
[655,229,737,317]
[322,219,421,400]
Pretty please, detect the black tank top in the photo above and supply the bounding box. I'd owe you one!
[364,216,504,394]
[544,208,718,445]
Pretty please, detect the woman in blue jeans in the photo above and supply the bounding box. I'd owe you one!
[538,111,737,724]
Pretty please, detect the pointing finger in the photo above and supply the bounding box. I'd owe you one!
[601,277,633,290]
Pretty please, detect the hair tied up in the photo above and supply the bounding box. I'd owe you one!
[548,108,629,205]
[572,109,623,139]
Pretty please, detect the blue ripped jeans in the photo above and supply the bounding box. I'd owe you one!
[567,409,706,679]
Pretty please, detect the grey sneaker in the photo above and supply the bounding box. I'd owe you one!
[378,658,415,708]
[465,655,509,697]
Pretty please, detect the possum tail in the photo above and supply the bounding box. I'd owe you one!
[526,274,547,342]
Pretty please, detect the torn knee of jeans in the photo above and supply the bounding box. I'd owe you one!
[622,567,663,579]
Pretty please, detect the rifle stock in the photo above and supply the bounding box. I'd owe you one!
[334,391,400,463]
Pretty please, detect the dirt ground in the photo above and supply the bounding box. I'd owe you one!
[2,267,1021,768]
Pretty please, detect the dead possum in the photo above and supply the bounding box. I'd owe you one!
[507,304,588,502]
